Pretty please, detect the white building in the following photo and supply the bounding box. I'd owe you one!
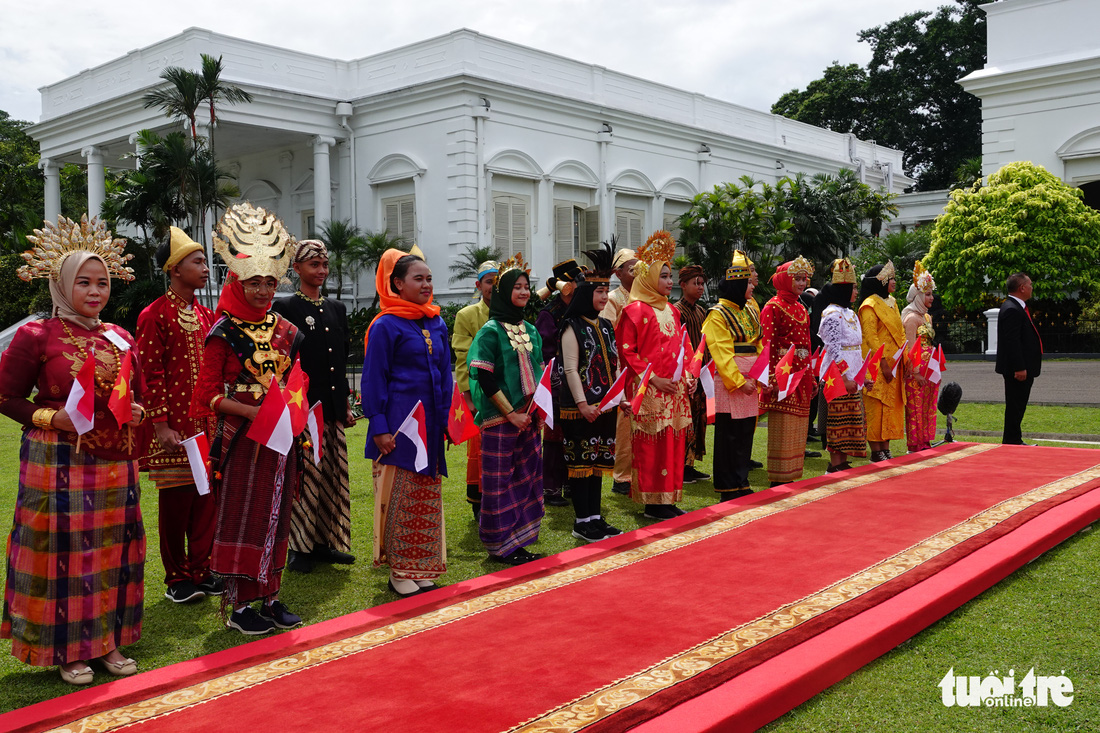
[30,27,911,304]
[960,0,1100,209]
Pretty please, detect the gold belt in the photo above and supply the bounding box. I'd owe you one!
[230,384,265,396]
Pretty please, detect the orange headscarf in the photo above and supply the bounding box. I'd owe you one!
[363,248,441,355]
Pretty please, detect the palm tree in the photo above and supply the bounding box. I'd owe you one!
[358,230,409,308]
[197,54,253,176]
[142,66,202,140]
[318,219,367,297]
[449,244,503,284]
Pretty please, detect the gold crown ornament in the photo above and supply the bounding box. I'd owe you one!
[787,255,815,279]
[213,202,297,282]
[19,215,135,283]
[633,230,677,280]
[912,260,936,294]
[875,259,896,283]
[494,252,531,294]
[830,257,857,285]
[725,250,753,281]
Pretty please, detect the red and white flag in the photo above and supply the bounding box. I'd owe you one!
[396,400,429,472]
[671,330,689,382]
[745,341,771,384]
[284,360,310,436]
[686,333,707,380]
[811,346,826,379]
[529,358,555,429]
[307,401,324,463]
[598,368,630,413]
[107,350,133,428]
[179,432,211,495]
[926,344,945,385]
[700,360,716,424]
[247,380,294,456]
[775,345,807,402]
[65,351,97,435]
[630,363,655,414]
[889,339,909,378]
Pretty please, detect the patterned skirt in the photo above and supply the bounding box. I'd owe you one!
[714,355,760,420]
[765,410,808,483]
[2,430,145,666]
[290,420,351,554]
[561,411,616,479]
[826,392,868,457]
[905,378,939,451]
[372,463,446,580]
[479,421,544,556]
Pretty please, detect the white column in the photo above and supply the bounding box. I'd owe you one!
[653,194,665,234]
[984,308,1000,356]
[597,128,612,241]
[413,171,425,244]
[336,139,352,222]
[312,136,336,230]
[279,151,294,222]
[474,110,489,249]
[82,146,105,219]
[484,170,494,248]
[39,158,61,223]
[697,148,712,192]
[129,132,145,169]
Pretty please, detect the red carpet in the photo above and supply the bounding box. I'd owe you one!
[4,443,1099,733]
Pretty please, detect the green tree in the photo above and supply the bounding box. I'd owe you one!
[449,244,504,284]
[143,66,202,140]
[950,156,984,191]
[772,0,993,191]
[924,161,1100,309]
[852,227,932,286]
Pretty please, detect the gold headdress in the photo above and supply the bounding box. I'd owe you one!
[830,257,857,285]
[726,250,752,281]
[634,230,677,280]
[19,215,134,283]
[213,202,296,282]
[912,260,936,294]
[495,252,530,285]
[787,255,815,279]
[875,259,896,283]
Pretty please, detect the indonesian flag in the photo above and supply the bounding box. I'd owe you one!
[247,380,294,456]
[530,358,555,430]
[65,351,97,435]
[821,359,849,403]
[598,368,630,413]
[447,383,479,444]
[180,432,211,495]
[854,344,884,390]
[284,360,310,436]
[630,363,655,414]
[745,341,771,384]
[107,350,133,428]
[889,339,909,378]
[671,330,689,382]
[811,346,826,379]
[926,344,945,385]
[700,360,716,424]
[396,400,429,472]
[307,401,324,463]
[686,333,707,380]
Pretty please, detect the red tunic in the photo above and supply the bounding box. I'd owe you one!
[759,295,813,417]
[0,318,148,460]
[136,290,216,475]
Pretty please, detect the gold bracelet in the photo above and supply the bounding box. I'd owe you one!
[32,408,57,430]
[487,390,515,415]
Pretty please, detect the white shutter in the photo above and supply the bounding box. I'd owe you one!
[384,202,400,238]
[615,212,629,244]
[493,198,511,255]
[615,209,643,248]
[665,212,684,258]
[554,204,575,262]
[629,216,643,249]
[492,194,530,258]
[583,206,600,249]
[511,200,528,257]
[400,199,416,239]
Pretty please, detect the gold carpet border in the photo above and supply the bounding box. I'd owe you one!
[511,460,1100,733]
[48,445,995,733]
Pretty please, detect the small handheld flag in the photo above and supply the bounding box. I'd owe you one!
[307,401,324,463]
[107,350,133,428]
[630,364,655,414]
[822,360,848,403]
[745,341,771,384]
[64,352,97,436]
[447,384,479,444]
[246,380,294,456]
[889,339,909,378]
[530,358,555,429]
[700,360,716,424]
[686,333,707,380]
[179,432,211,495]
[598,369,630,412]
[284,360,310,436]
[671,330,689,383]
[854,344,884,390]
[396,400,429,472]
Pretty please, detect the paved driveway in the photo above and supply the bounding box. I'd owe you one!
[940,359,1100,406]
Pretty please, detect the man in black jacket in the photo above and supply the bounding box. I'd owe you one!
[994,273,1042,445]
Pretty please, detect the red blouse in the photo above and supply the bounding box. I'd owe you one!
[759,296,813,416]
[617,301,684,382]
[0,318,149,460]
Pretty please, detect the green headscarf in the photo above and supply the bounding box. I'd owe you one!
[489,268,530,325]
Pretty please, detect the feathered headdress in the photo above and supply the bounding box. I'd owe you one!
[19,215,134,283]
[581,238,615,284]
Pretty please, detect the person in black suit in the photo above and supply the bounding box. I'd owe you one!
[994,273,1042,445]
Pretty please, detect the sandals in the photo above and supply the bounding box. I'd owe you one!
[59,663,94,685]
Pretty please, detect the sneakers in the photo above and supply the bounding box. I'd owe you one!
[593,518,622,537]
[260,600,303,629]
[227,606,276,635]
[196,575,225,596]
[643,504,677,520]
[611,481,631,495]
[544,492,570,507]
[164,580,204,604]
[490,547,543,565]
[684,466,711,482]
[572,521,608,543]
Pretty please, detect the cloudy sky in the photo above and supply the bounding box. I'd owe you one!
[2,0,957,124]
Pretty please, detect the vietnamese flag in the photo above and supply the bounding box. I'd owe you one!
[180,432,211,495]
[64,351,97,435]
[284,360,310,436]
[247,380,294,455]
[307,401,324,463]
[530,358,555,429]
[630,364,655,414]
[907,339,925,374]
[771,345,796,390]
[396,400,429,472]
[854,344,884,390]
[108,350,133,428]
[745,341,771,383]
[598,368,630,413]
[821,360,849,403]
[686,333,707,380]
[447,383,479,444]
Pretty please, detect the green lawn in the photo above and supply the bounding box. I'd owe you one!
[1,408,1098,727]
[947,403,1100,437]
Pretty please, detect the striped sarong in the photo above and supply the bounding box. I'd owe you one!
[826,392,868,457]
[289,420,351,554]
[479,421,544,556]
[372,463,446,581]
[765,410,808,484]
[2,430,145,667]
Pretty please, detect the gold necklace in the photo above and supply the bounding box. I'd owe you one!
[59,318,121,392]
[166,288,199,332]
[295,290,324,307]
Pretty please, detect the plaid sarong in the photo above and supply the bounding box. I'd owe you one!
[290,420,351,554]
[2,430,145,667]
[479,421,544,556]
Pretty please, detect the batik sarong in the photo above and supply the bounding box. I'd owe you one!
[372,463,446,580]
[766,410,808,484]
[826,391,868,457]
[905,377,939,452]
[290,420,351,554]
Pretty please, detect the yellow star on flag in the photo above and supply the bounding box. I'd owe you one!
[287,387,305,410]
[113,379,129,401]
[780,363,792,376]
[825,376,835,389]
[454,403,465,421]
[691,351,703,363]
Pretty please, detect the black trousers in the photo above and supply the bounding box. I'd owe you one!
[1002,375,1033,445]
[570,475,603,519]
[713,414,756,492]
